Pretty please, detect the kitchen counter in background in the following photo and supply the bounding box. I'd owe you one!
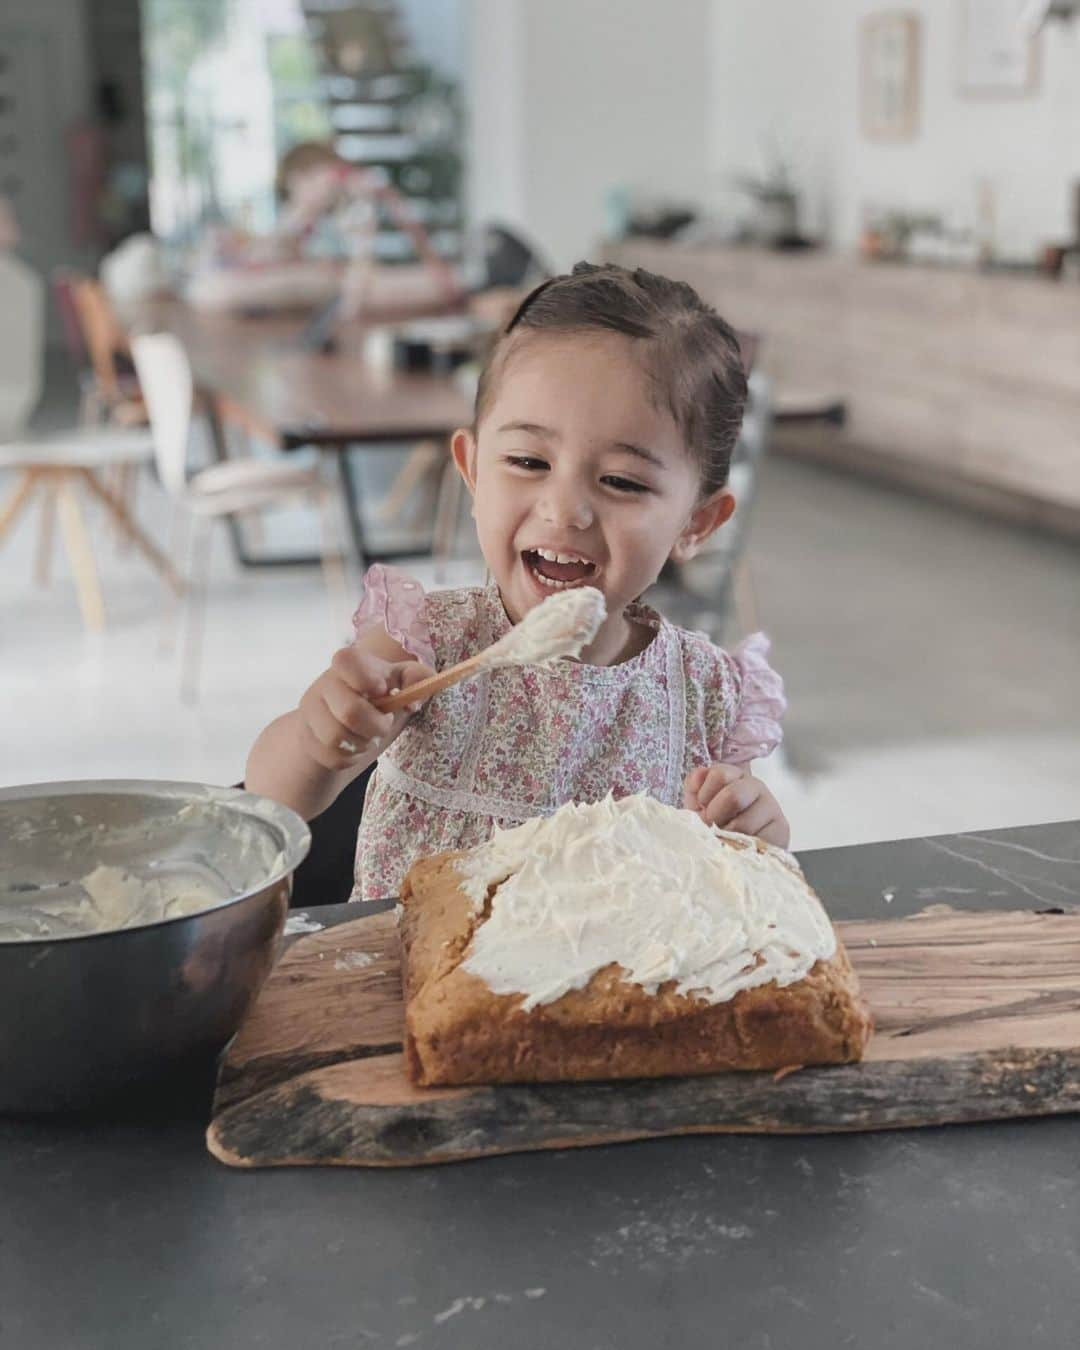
[604,240,1080,538]
[2,818,1078,1350]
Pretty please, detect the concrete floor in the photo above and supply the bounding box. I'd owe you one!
[3,376,1079,851]
[747,455,1080,847]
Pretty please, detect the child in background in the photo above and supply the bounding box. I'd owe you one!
[246,262,789,901]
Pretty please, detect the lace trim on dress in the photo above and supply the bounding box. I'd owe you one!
[377,755,549,824]
[663,623,687,803]
[457,670,491,795]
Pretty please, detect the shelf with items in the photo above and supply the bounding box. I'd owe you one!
[299,3,463,267]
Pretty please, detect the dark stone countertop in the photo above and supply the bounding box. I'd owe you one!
[2,819,1079,1350]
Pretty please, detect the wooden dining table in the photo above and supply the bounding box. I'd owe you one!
[130,297,475,568]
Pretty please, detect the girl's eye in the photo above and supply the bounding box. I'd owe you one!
[505,455,549,471]
[601,475,650,495]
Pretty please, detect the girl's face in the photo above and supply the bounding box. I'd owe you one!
[452,331,735,663]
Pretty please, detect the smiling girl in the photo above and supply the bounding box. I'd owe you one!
[246,262,789,901]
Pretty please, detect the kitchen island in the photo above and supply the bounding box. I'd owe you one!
[3,818,1078,1350]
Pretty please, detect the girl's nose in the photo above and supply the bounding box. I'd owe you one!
[538,483,594,531]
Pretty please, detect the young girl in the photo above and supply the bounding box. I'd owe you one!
[246,262,790,902]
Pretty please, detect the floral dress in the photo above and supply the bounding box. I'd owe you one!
[350,565,786,901]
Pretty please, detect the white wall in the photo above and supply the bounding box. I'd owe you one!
[519,0,710,270]
[465,0,528,239]
[466,0,1080,265]
[710,0,1080,257]
[466,0,711,269]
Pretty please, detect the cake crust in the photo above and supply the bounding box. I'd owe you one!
[400,844,874,1088]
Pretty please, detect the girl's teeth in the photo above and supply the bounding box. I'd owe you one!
[523,549,597,589]
[536,547,589,565]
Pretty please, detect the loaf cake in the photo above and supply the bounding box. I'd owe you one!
[398,794,873,1087]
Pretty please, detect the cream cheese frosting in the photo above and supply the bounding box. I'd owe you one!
[455,794,836,1011]
[81,864,229,928]
[1,790,289,941]
[479,585,606,669]
[1,865,233,941]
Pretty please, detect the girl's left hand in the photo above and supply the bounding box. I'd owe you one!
[683,763,791,850]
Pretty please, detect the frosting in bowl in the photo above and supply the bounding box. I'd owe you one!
[0,791,292,942]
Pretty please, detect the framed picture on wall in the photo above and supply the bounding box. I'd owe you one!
[860,12,921,142]
[957,0,1040,96]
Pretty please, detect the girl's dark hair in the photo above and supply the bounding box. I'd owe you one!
[474,261,748,495]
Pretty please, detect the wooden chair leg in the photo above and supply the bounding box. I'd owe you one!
[0,468,41,542]
[99,463,121,537]
[56,476,106,631]
[115,463,138,554]
[181,517,213,703]
[35,481,57,586]
[79,468,183,594]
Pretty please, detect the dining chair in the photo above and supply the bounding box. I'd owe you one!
[68,276,147,427]
[67,275,153,545]
[0,254,169,629]
[130,331,348,701]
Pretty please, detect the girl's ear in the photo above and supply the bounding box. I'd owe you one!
[450,428,478,493]
[670,488,736,563]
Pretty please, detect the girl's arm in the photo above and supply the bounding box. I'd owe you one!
[245,626,434,820]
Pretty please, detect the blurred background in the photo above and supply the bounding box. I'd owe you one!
[2,0,1078,850]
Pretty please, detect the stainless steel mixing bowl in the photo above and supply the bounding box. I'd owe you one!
[0,780,311,1113]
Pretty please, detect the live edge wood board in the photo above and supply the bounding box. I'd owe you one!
[207,909,1080,1168]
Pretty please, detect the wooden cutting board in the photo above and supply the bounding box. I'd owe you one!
[206,908,1080,1168]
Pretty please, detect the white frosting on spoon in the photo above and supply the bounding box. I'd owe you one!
[479,586,606,669]
[455,794,836,1012]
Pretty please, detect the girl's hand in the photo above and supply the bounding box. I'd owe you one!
[683,762,791,850]
[297,647,435,772]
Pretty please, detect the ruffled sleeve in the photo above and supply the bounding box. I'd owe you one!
[717,632,786,764]
[351,564,436,667]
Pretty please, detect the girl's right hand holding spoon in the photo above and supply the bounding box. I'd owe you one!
[297,646,435,771]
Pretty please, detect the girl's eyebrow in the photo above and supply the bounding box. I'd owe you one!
[614,441,667,470]
[498,420,667,470]
[498,420,554,437]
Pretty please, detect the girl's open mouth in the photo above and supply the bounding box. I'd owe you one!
[522,548,598,589]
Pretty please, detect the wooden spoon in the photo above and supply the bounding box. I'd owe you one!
[373,585,606,714]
